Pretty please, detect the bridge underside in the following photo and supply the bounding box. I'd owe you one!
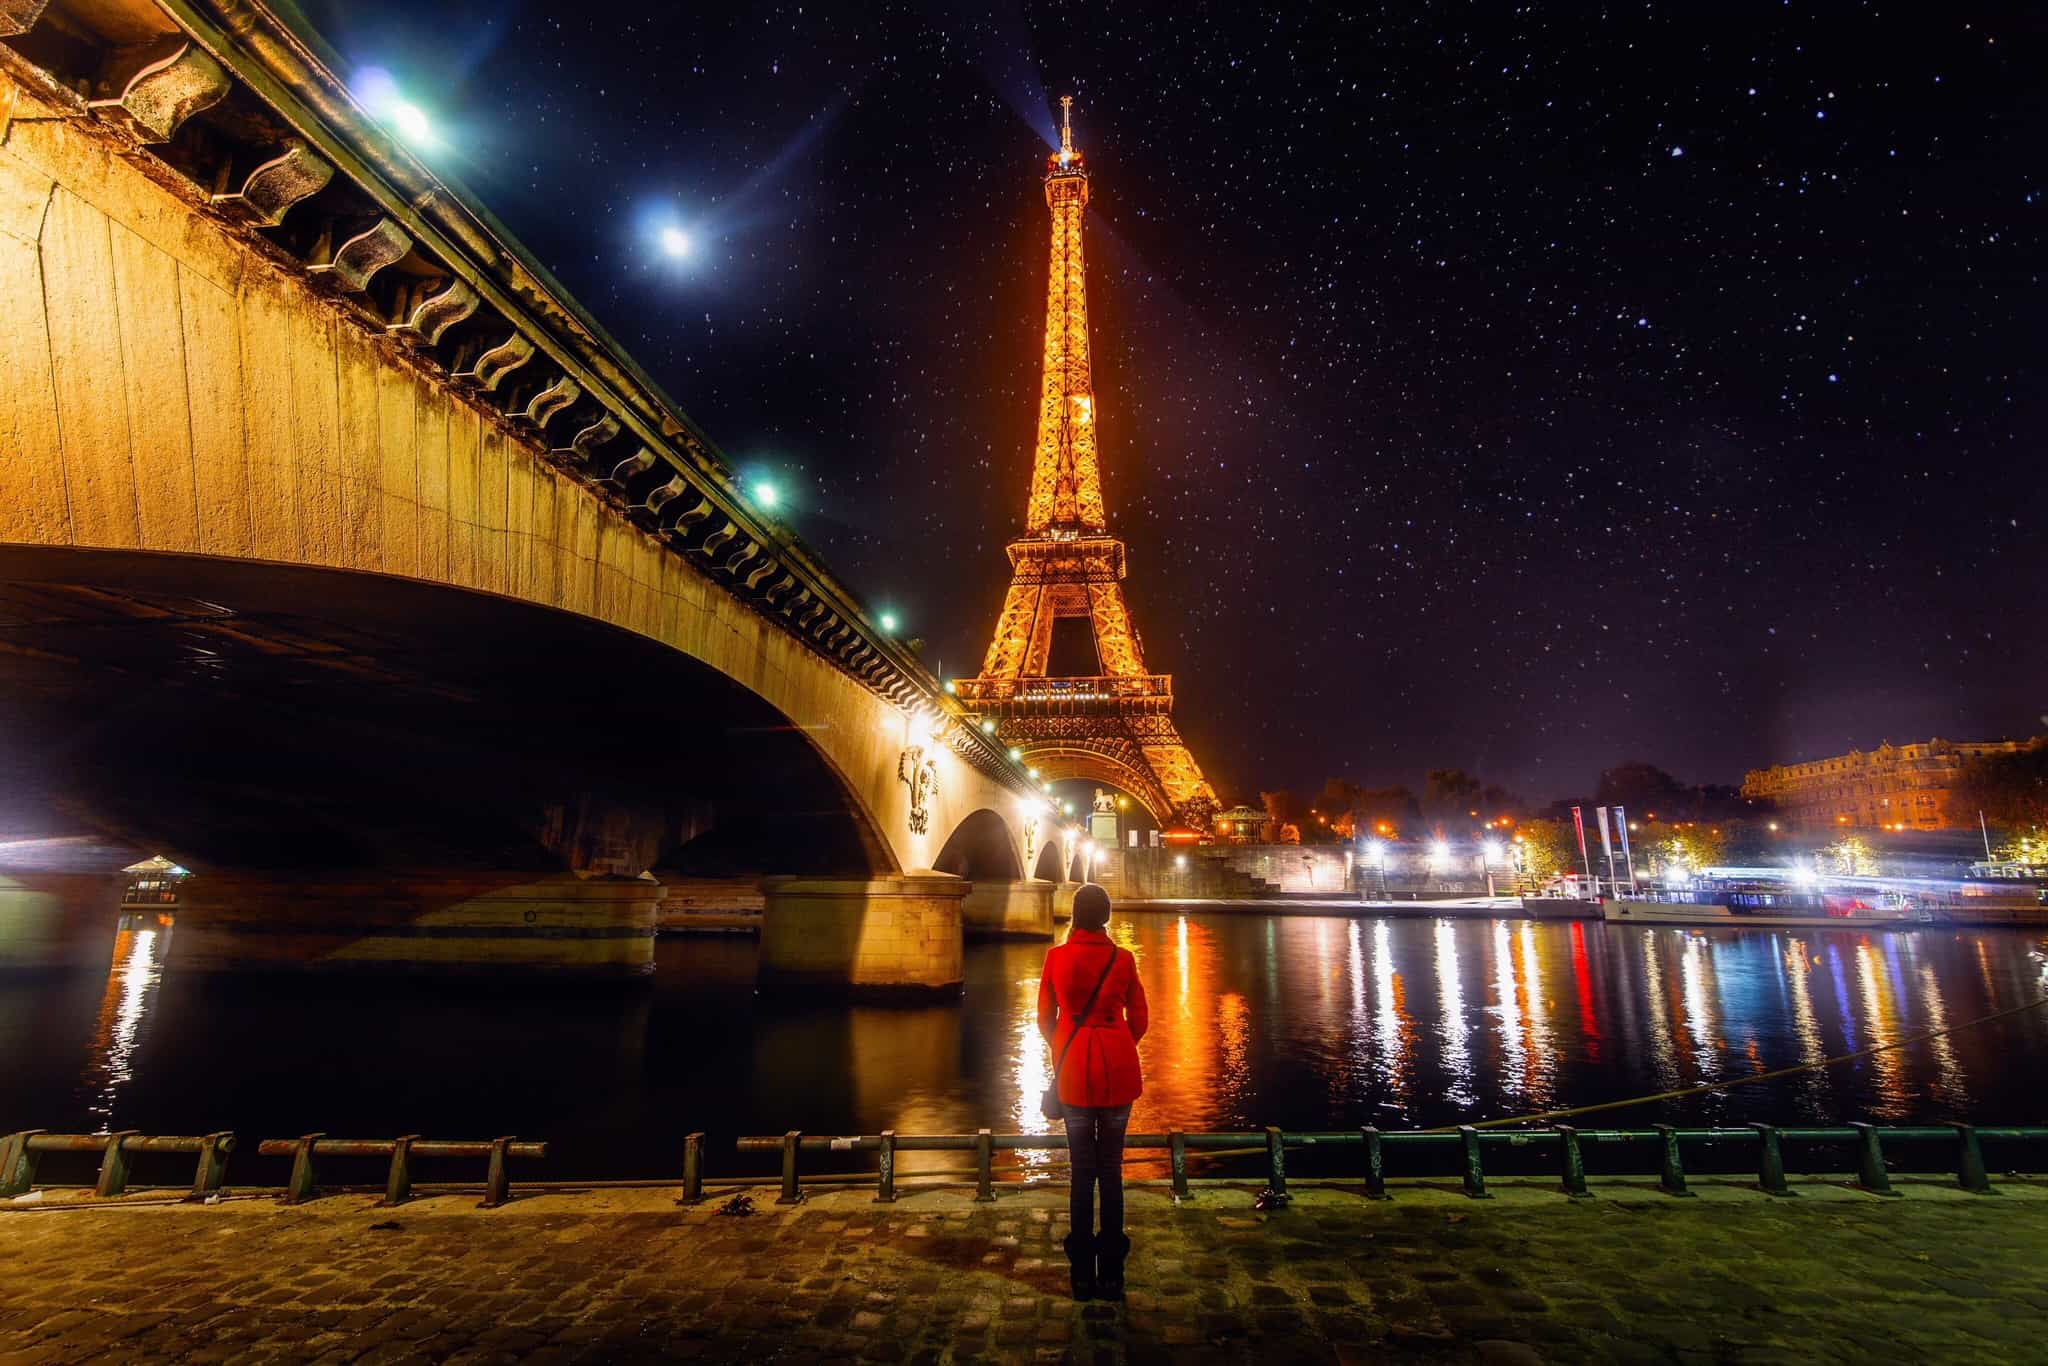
[0,547,889,879]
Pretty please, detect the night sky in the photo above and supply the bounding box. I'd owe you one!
[300,2,2046,803]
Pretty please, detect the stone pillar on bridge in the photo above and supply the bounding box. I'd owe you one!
[959,878,1055,940]
[1050,882,1082,924]
[165,872,658,976]
[757,873,970,998]
[0,873,124,972]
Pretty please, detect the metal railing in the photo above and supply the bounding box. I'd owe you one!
[719,1122,2048,1206]
[253,1135,546,1208]
[8,1122,2043,1210]
[1,1129,542,1207]
[953,674,1173,715]
[1,1130,234,1199]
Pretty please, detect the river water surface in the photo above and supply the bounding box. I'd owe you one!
[5,910,2047,1182]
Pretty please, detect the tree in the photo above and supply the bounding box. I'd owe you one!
[1593,762,1687,816]
[1646,825,1727,877]
[1424,769,1483,820]
[1954,741,2048,833]
[1516,818,1578,884]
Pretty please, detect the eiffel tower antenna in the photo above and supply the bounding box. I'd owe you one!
[956,104,1217,832]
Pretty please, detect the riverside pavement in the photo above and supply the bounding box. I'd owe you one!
[1,1178,2044,1363]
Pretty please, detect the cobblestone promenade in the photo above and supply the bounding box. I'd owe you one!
[2,1179,2045,1364]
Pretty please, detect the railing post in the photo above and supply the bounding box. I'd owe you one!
[974,1128,995,1203]
[1264,1126,1291,1206]
[190,1132,233,1200]
[777,1130,804,1205]
[1748,1122,1791,1197]
[1169,1130,1189,1200]
[1850,1122,1897,1196]
[1458,1126,1490,1200]
[1947,1121,1994,1195]
[1362,1126,1386,1200]
[1,1131,46,1197]
[1554,1125,1589,1198]
[284,1133,323,1205]
[875,1131,895,1204]
[94,1130,140,1198]
[1654,1125,1691,1197]
[479,1136,514,1209]
[681,1132,704,1205]
[382,1135,419,1207]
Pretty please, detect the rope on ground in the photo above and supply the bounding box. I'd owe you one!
[1437,991,2048,1133]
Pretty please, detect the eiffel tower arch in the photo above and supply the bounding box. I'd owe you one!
[956,100,1217,830]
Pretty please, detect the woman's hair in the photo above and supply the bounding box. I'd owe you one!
[1072,882,1111,931]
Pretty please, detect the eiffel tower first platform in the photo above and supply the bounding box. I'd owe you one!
[955,100,1217,830]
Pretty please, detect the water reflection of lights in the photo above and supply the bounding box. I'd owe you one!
[1515,921,1556,1108]
[1372,920,1412,1109]
[1782,937,1832,1113]
[1569,921,1603,1060]
[84,919,171,1123]
[1638,930,1680,1091]
[1915,961,1969,1109]
[1679,932,1719,1079]
[1010,969,1054,1161]
[1854,940,1911,1119]
[1490,920,1528,1100]
[1176,916,1189,1006]
[1434,920,1474,1107]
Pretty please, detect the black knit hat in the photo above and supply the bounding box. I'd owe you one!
[1072,882,1111,930]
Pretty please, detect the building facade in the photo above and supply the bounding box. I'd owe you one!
[1741,738,2035,831]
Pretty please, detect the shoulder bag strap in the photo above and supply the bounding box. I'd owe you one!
[1050,947,1121,1086]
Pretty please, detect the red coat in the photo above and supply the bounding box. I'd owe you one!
[1037,927,1149,1108]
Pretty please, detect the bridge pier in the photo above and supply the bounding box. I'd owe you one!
[1051,882,1082,924]
[164,872,657,977]
[0,874,124,972]
[960,879,1055,940]
[757,873,968,999]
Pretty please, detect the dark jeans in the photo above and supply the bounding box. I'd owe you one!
[1060,1103,1132,1237]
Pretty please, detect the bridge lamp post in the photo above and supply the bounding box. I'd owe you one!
[659,226,692,258]
[749,480,779,509]
[878,612,899,634]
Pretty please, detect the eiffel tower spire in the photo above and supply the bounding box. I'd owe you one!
[1027,93,1103,534]
[958,100,1217,830]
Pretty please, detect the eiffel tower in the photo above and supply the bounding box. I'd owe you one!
[956,99,1217,829]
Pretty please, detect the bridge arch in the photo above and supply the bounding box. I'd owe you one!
[1032,840,1066,882]
[931,809,1025,883]
[1015,746,1172,826]
[0,547,898,879]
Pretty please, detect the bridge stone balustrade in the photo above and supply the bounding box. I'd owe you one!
[0,0,1043,981]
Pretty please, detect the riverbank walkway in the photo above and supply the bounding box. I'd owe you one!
[2,1178,2044,1363]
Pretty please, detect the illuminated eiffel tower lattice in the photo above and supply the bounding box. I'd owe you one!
[955,99,1217,829]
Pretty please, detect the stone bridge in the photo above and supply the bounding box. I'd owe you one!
[0,0,1078,990]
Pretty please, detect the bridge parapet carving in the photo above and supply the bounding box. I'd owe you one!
[0,0,1026,795]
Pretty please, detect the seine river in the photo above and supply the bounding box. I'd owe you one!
[5,910,2047,1183]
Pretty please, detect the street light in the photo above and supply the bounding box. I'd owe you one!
[659,225,691,258]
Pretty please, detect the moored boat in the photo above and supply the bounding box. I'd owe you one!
[1601,871,1917,928]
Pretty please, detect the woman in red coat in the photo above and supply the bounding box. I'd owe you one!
[1037,883,1148,1301]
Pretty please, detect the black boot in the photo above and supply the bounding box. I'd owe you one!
[1095,1232,1131,1302]
[1063,1232,1096,1300]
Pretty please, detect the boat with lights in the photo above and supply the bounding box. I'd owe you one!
[1600,870,1919,928]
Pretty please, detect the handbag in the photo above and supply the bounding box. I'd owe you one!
[1041,946,1121,1121]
